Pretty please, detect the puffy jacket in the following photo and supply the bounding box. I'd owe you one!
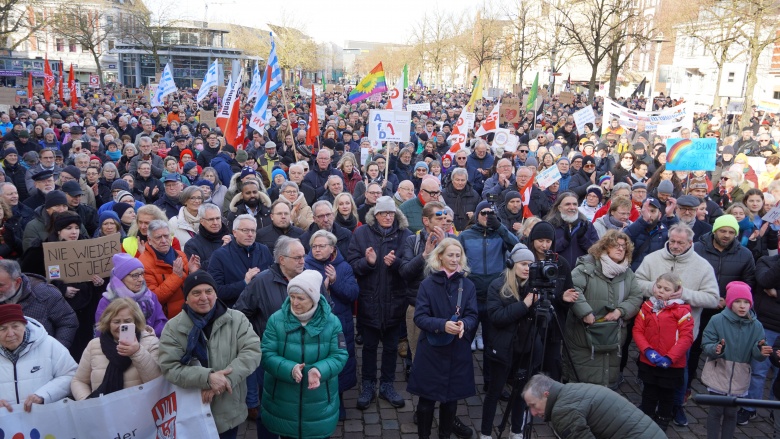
[702,308,766,395]
[159,306,261,434]
[755,255,780,333]
[633,300,694,369]
[289,192,314,230]
[441,181,480,231]
[624,217,669,271]
[399,197,425,233]
[465,151,494,194]
[153,194,182,219]
[70,329,162,400]
[225,192,273,231]
[458,222,519,297]
[234,263,291,338]
[207,239,273,308]
[304,251,359,393]
[134,174,164,204]
[0,317,77,405]
[302,164,344,199]
[261,297,347,439]
[210,153,235,187]
[138,243,190,318]
[694,232,756,297]
[0,215,23,259]
[484,183,549,218]
[568,169,597,199]
[347,207,412,330]
[14,273,79,348]
[95,281,168,337]
[544,380,667,438]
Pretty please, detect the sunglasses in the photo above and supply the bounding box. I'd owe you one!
[479,210,495,216]
[434,210,450,217]
[518,150,529,153]
[721,177,730,181]
[584,163,595,167]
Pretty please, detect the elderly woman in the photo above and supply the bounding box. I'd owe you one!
[95,253,168,336]
[304,230,359,420]
[0,304,77,412]
[94,210,125,238]
[710,169,745,210]
[159,271,261,439]
[71,298,162,400]
[408,238,478,439]
[168,186,204,247]
[279,180,313,229]
[261,270,348,439]
[201,167,228,210]
[139,219,200,318]
[563,230,643,388]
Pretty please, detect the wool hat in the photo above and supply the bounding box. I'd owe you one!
[475,200,493,216]
[52,212,81,232]
[287,270,323,304]
[374,196,396,213]
[240,167,256,179]
[3,147,18,157]
[322,138,336,150]
[112,202,134,220]
[415,161,429,171]
[632,182,647,191]
[112,253,144,280]
[111,179,130,192]
[44,190,68,209]
[556,157,570,164]
[194,179,214,190]
[183,162,197,173]
[582,156,596,167]
[265,141,277,150]
[98,210,121,228]
[528,220,555,243]
[271,169,287,182]
[725,281,753,309]
[221,145,236,154]
[677,195,701,208]
[657,179,674,194]
[525,156,538,168]
[508,243,535,264]
[587,186,604,202]
[18,130,29,138]
[0,304,26,326]
[114,190,133,203]
[183,270,218,299]
[505,190,522,204]
[235,149,249,163]
[713,214,739,234]
[722,145,735,155]
[61,165,81,180]
[598,175,611,185]
[43,128,54,136]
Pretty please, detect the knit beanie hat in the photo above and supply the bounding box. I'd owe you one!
[52,212,81,232]
[112,253,144,280]
[374,196,396,213]
[528,221,556,243]
[271,169,287,182]
[504,191,522,204]
[114,190,132,203]
[415,161,429,171]
[508,243,535,264]
[98,210,121,227]
[183,270,218,299]
[44,190,68,209]
[235,149,248,163]
[111,179,131,192]
[598,175,611,185]
[658,180,674,194]
[475,200,493,215]
[112,202,134,220]
[713,214,739,234]
[194,179,214,190]
[0,304,26,326]
[288,270,322,304]
[725,281,753,309]
[61,165,81,180]
[587,186,604,202]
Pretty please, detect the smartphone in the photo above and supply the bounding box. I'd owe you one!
[119,323,136,344]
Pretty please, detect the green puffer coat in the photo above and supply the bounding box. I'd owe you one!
[545,380,667,438]
[563,255,643,387]
[261,297,348,439]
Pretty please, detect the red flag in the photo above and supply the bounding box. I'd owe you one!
[236,115,247,149]
[68,64,77,108]
[306,84,320,149]
[27,73,33,107]
[520,176,535,219]
[58,61,65,103]
[43,54,54,102]
[222,98,242,147]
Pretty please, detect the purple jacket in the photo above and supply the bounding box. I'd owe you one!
[95,277,168,336]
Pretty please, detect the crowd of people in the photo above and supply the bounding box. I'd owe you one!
[0,81,779,439]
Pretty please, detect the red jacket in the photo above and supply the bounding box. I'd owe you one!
[592,199,641,223]
[633,299,694,369]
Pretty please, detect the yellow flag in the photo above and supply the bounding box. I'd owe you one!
[467,72,484,111]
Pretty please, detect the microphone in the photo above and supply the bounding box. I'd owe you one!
[694,394,780,410]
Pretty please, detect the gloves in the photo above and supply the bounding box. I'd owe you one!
[645,349,662,364]
[576,221,588,238]
[657,357,672,369]
[486,214,501,230]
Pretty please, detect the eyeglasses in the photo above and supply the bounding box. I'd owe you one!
[760,139,771,143]
[234,228,256,234]
[422,189,441,197]
[311,244,332,250]
[282,254,305,261]
[376,211,396,217]
[367,191,382,196]
[613,243,628,249]
[518,150,529,153]
[456,157,467,161]
[202,216,221,222]
[315,212,333,220]
[127,272,145,280]
[584,163,596,168]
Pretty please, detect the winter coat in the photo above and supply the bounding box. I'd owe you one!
[593,214,632,238]
[22,206,88,251]
[407,270,478,402]
[168,207,199,247]
[694,232,756,297]
[0,318,77,406]
[24,164,62,195]
[4,162,28,201]
[399,230,456,307]
[255,224,304,250]
[159,307,261,434]
[153,194,182,220]
[465,151,494,194]
[183,222,230,271]
[343,170,362,194]
[458,222,519,297]
[550,215,599,270]
[399,197,425,233]
[0,215,23,259]
[564,255,644,386]
[300,222,352,257]
[632,300,694,369]
[13,273,79,348]
[347,207,412,330]
[70,328,162,400]
[302,164,344,199]
[261,297,347,439]
[210,153,235,187]
[289,192,313,230]
[134,174,164,204]
[207,239,273,308]
[544,380,667,439]
[755,255,780,333]
[568,169,597,199]
[634,244,720,336]
[496,203,524,233]
[624,217,669,271]
[483,182,549,218]
[441,181,480,232]
[225,192,273,230]
[305,251,359,392]
[138,243,191,318]
[234,264,292,338]
[95,281,168,337]
[485,274,543,367]
[221,173,268,214]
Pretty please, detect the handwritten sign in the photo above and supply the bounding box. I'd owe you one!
[535,165,562,189]
[199,110,217,128]
[665,138,718,171]
[559,91,575,105]
[368,110,411,143]
[572,106,596,135]
[44,233,122,282]
[0,88,17,106]
[727,100,745,115]
[763,205,780,224]
[500,98,522,124]
[407,102,431,112]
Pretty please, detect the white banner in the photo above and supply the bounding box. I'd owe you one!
[0,376,219,438]
[603,97,693,136]
[368,110,411,142]
[536,165,562,189]
[572,106,596,135]
[461,111,475,131]
[407,102,431,112]
[197,60,220,103]
[492,128,518,153]
[151,64,178,107]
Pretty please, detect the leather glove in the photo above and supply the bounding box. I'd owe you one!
[486,214,501,230]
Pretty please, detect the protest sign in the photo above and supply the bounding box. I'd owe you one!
[727,99,745,115]
[559,91,575,105]
[368,110,411,143]
[43,233,121,282]
[536,165,562,189]
[461,111,475,131]
[199,110,217,128]
[572,106,596,135]
[603,97,693,136]
[0,88,17,106]
[763,205,780,224]
[756,100,780,113]
[148,83,158,103]
[407,102,431,112]
[88,73,99,88]
[492,128,518,153]
[0,376,219,438]
[316,104,326,120]
[500,98,522,124]
[334,85,344,93]
[326,84,335,93]
[664,138,718,171]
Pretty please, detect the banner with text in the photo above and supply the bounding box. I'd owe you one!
[603,97,693,136]
[44,233,121,282]
[0,376,219,438]
[368,110,411,143]
[572,106,596,135]
[665,138,718,171]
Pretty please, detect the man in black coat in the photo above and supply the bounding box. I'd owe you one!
[255,199,304,250]
[153,175,184,219]
[300,200,352,256]
[441,168,480,232]
[748,254,780,423]
[302,149,344,199]
[62,181,98,236]
[183,203,230,271]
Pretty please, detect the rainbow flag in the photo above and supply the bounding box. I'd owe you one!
[349,62,388,103]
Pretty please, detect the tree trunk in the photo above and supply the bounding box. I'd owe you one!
[588,67,598,105]
[711,50,728,108]
[740,23,762,128]
[92,52,103,86]
[608,44,620,99]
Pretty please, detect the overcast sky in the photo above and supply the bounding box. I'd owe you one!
[147,0,511,46]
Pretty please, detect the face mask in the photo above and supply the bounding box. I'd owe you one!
[107,150,122,161]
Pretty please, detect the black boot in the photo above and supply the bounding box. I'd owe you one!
[655,416,671,432]
[417,407,435,439]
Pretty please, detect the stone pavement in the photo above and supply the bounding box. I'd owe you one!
[237,339,778,438]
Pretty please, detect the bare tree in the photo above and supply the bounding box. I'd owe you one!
[604,1,653,98]
[0,0,47,50]
[504,0,546,87]
[407,10,456,88]
[51,2,113,86]
[461,9,503,77]
[116,0,179,72]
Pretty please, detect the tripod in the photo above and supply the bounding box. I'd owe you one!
[495,287,580,439]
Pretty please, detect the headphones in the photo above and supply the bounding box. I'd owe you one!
[506,246,524,269]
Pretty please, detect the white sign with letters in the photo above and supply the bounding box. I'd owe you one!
[368,110,411,143]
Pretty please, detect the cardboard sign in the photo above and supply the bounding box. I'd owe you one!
[326,84,335,93]
[407,102,431,112]
[43,233,122,282]
[368,110,411,142]
[302,77,312,88]
[0,88,17,106]
[200,110,217,128]
[500,98,522,124]
[512,84,523,95]
[572,106,596,135]
[535,165,562,189]
[559,91,575,105]
[334,85,344,93]
[665,138,718,171]
[727,100,745,115]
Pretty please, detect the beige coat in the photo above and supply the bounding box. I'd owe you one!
[290,192,313,230]
[70,328,162,400]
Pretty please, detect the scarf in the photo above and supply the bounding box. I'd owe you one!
[153,246,176,266]
[88,330,136,398]
[0,327,30,364]
[394,192,405,204]
[605,213,628,230]
[335,213,358,231]
[199,221,228,243]
[106,277,157,322]
[291,301,318,325]
[600,253,629,279]
[181,208,200,235]
[179,301,226,367]
[106,150,122,161]
[649,297,684,314]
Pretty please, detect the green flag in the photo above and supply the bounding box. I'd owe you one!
[526,73,539,111]
[403,64,409,89]
[322,74,326,92]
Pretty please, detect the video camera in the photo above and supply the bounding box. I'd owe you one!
[529,250,558,290]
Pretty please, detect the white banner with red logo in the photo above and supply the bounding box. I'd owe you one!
[0,376,219,438]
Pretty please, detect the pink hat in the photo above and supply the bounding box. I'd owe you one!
[725,281,753,309]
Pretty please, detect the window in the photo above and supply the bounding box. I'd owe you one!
[56,38,64,52]
[69,40,77,52]
[728,72,735,83]
[108,40,114,50]
[774,91,780,100]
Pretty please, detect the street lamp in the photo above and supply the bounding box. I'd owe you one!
[549,47,557,95]
[650,32,669,100]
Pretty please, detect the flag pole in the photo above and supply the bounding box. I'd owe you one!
[280,82,300,163]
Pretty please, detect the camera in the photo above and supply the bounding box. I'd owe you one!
[529,250,558,290]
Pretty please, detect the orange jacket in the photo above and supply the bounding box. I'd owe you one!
[139,242,189,318]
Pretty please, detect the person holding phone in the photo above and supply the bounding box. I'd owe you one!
[71,298,161,400]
